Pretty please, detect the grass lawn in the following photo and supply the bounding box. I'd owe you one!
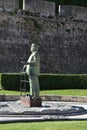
[41,89,87,96]
[0,89,87,96]
[0,121,87,130]
[0,90,20,95]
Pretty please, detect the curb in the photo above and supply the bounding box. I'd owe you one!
[0,115,87,124]
[0,95,87,102]
[41,95,87,102]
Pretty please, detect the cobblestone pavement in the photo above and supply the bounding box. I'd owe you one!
[0,101,87,123]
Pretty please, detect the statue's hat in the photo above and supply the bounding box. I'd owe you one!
[31,43,39,48]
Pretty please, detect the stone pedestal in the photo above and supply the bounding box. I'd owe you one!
[21,96,42,107]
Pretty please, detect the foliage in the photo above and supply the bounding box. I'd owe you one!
[19,0,23,9]
[39,74,87,90]
[34,21,43,31]
[0,73,87,91]
[1,73,20,90]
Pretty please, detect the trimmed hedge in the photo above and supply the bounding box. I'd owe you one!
[39,74,87,90]
[0,73,87,90]
[1,73,20,90]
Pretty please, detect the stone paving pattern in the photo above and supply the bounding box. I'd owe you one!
[0,100,87,123]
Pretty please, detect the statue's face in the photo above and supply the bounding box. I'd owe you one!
[31,46,35,52]
[31,46,38,52]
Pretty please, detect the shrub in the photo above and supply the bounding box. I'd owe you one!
[1,73,20,90]
[39,74,87,90]
[1,73,87,90]
[1,73,29,91]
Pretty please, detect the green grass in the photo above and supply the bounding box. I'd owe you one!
[40,89,87,96]
[0,121,87,130]
[0,89,87,96]
[0,90,20,95]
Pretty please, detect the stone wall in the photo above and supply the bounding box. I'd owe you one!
[0,13,87,74]
[0,0,87,21]
[0,14,29,72]
[59,5,87,22]
[25,0,55,17]
[0,0,19,12]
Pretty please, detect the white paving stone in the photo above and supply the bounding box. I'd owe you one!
[0,101,87,123]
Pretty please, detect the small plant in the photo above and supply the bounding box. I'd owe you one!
[34,21,43,31]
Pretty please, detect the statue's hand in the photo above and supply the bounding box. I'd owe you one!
[22,65,26,70]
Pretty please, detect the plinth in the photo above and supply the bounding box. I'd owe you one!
[21,96,42,107]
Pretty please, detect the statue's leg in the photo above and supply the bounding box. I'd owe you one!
[34,76,40,97]
[29,76,39,98]
[29,76,33,96]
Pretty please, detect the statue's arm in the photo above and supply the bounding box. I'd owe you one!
[27,61,36,66]
[27,53,39,66]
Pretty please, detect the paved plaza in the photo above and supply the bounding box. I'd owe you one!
[0,100,87,123]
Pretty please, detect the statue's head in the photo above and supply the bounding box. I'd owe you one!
[31,43,38,52]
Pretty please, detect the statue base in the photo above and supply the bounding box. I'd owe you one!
[21,96,42,107]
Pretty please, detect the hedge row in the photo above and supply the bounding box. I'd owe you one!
[39,74,87,90]
[0,73,87,91]
[1,73,20,90]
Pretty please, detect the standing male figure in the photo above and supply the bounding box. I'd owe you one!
[26,43,40,98]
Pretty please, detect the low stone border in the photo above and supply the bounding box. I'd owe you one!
[41,95,87,102]
[0,95,87,102]
[0,95,20,101]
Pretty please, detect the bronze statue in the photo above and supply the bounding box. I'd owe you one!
[25,44,40,98]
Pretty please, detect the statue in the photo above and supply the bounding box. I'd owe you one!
[25,43,40,98]
[21,43,42,107]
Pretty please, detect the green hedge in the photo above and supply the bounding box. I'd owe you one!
[0,73,87,90]
[39,74,87,90]
[1,73,20,90]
